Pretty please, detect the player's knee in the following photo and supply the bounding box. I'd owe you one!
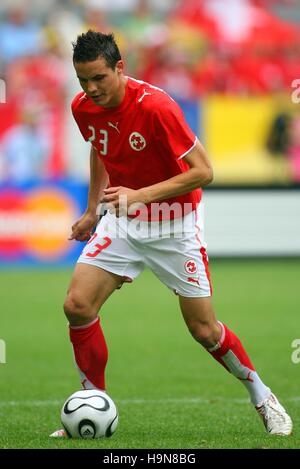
[63,294,94,323]
[187,320,217,347]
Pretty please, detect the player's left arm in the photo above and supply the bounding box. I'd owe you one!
[138,139,213,203]
[102,139,213,210]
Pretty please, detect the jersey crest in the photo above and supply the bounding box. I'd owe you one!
[129,132,146,151]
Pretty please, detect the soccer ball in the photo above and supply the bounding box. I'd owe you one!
[61,389,118,439]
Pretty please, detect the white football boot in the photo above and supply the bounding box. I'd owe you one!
[49,429,67,438]
[255,393,293,435]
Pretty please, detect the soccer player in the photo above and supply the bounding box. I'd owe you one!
[51,31,292,437]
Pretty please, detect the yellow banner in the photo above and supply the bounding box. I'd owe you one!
[202,94,294,184]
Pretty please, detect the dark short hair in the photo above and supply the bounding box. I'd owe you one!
[72,30,121,69]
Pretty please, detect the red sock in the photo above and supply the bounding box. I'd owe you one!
[208,322,255,378]
[207,322,272,405]
[69,317,108,390]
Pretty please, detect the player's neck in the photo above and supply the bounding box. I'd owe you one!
[105,75,128,109]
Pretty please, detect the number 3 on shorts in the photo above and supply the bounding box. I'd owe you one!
[86,236,112,258]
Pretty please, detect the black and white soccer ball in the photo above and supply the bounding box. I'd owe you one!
[61,389,118,439]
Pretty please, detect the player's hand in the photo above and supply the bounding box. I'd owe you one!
[101,187,145,217]
[68,211,99,242]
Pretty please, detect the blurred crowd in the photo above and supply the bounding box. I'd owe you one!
[0,0,300,183]
[1,0,299,96]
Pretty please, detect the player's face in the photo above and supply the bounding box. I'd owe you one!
[74,57,125,108]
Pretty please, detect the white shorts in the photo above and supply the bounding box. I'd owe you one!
[77,203,212,298]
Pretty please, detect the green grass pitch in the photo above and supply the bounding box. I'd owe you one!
[0,259,299,449]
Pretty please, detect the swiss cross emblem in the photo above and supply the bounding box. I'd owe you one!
[184,259,198,274]
[129,132,146,151]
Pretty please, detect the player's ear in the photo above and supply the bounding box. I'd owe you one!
[115,60,124,75]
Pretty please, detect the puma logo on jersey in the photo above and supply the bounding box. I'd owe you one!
[108,121,120,134]
[138,89,152,103]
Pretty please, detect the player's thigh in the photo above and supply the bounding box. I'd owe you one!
[65,262,122,314]
[179,295,217,327]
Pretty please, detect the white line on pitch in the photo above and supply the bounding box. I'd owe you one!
[0,396,299,408]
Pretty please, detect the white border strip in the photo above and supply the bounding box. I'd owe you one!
[177,137,197,160]
[0,396,299,407]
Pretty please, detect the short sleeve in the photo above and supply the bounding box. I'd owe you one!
[153,97,197,160]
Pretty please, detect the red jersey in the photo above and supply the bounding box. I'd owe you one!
[72,77,201,220]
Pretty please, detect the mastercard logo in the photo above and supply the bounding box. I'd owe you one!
[0,187,79,260]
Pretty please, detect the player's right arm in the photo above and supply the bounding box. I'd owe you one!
[69,145,109,241]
